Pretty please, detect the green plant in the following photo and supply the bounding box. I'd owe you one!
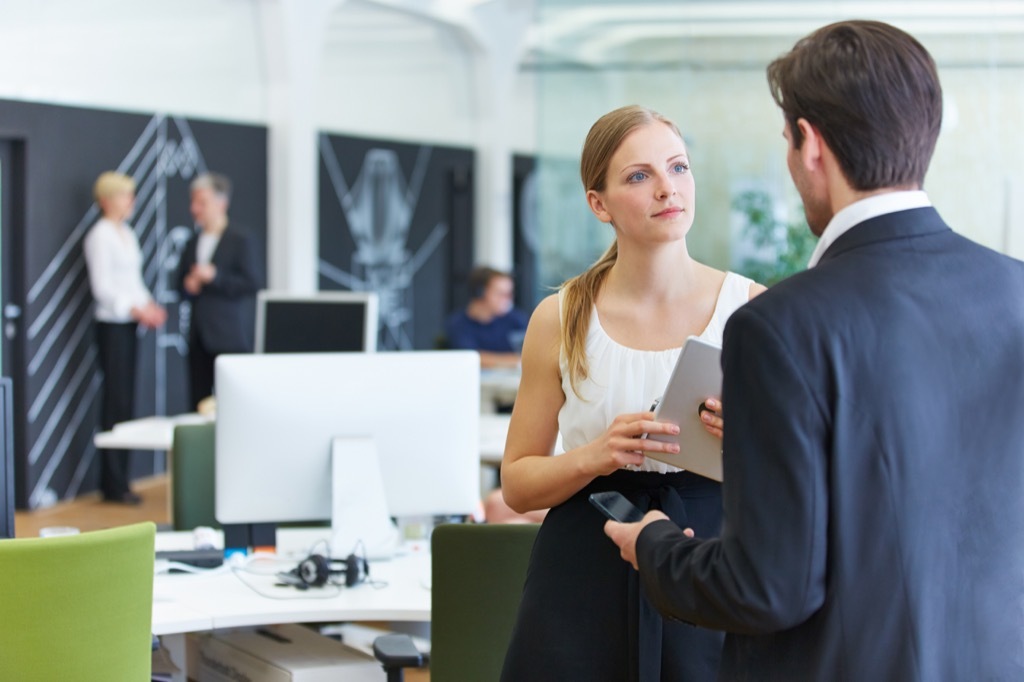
[733,189,816,286]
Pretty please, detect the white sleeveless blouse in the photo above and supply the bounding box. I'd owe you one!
[557,271,755,473]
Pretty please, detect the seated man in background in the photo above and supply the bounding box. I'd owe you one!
[445,266,529,369]
[447,266,540,523]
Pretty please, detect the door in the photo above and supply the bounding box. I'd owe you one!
[0,139,28,508]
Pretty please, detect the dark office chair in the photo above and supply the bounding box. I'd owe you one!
[171,422,218,530]
[374,522,539,681]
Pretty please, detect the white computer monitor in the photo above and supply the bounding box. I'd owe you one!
[214,351,481,528]
[255,291,379,353]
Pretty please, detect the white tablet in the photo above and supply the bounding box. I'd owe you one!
[644,336,724,481]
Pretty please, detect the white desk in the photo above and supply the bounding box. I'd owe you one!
[93,413,212,451]
[479,368,520,413]
[152,531,220,637]
[479,413,510,465]
[152,601,214,636]
[97,412,512,465]
[153,534,431,681]
[154,551,431,629]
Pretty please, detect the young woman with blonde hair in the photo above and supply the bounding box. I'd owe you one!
[500,105,765,681]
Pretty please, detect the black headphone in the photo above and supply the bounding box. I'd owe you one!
[291,553,369,588]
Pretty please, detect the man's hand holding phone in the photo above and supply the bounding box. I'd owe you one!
[591,491,691,570]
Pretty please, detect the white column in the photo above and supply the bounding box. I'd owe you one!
[468,1,532,271]
[258,0,342,293]
[1006,175,1024,260]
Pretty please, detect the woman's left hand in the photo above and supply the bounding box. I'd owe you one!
[700,397,724,439]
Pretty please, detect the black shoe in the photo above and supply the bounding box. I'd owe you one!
[104,491,142,506]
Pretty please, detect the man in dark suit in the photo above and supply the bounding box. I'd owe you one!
[177,172,262,409]
[606,20,1024,680]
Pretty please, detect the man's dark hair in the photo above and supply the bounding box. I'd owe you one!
[767,20,943,190]
[467,266,512,300]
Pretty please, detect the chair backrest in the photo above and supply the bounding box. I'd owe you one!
[0,522,156,680]
[429,522,539,681]
[172,422,217,530]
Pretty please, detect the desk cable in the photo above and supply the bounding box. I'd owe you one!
[229,553,392,600]
[159,548,389,599]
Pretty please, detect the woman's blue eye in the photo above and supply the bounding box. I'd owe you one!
[673,162,690,174]
[628,171,647,183]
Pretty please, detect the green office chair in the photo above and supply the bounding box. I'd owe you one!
[172,422,218,530]
[374,522,539,681]
[0,522,156,680]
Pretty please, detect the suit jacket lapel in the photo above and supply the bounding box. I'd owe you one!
[209,228,230,268]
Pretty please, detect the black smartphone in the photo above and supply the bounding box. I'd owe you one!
[588,491,645,523]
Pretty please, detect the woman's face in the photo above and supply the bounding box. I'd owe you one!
[99,189,136,223]
[587,121,695,245]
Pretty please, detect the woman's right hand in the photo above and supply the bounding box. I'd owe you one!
[582,411,680,476]
[133,302,167,329]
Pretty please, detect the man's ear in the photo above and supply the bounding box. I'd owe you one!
[586,189,613,224]
[795,118,824,172]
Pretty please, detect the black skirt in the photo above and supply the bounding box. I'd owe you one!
[501,468,725,682]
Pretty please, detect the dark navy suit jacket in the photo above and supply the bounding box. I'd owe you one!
[176,226,262,354]
[637,207,1024,680]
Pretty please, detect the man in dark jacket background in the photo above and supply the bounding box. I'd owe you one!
[177,172,262,409]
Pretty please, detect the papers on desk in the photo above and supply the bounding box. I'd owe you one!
[155,529,224,553]
[94,413,213,451]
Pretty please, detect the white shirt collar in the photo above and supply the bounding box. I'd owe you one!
[196,230,222,265]
[807,190,932,268]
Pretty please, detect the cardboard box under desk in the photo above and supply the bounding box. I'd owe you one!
[186,623,381,682]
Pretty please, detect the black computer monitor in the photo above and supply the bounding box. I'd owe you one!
[254,291,379,353]
[0,377,14,539]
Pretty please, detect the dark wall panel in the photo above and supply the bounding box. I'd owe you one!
[0,99,266,509]
[318,133,474,350]
[513,154,539,310]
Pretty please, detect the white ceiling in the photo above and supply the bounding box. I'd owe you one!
[321,0,1024,72]
[535,1,1024,68]
[0,0,1020,140]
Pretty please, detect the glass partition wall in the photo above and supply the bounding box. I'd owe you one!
[529,1,1024,294]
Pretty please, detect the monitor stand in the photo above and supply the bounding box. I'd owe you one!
[330,436,399,560]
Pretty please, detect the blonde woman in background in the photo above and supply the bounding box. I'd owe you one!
[499,105,765,681]
[83,171,166,504]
